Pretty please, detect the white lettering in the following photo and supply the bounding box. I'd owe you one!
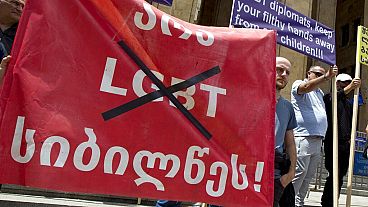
[200,84,226,117]
[184,146,209,184]
[206,162,228,197]
[133,70,164,102]
[161,14,192,40]
[134,2,156,31]
[196,29,215,47]
[100,57,128,96]
[133,151,180,191]
[134,2,214,46]
[231,154,248,190]
[169,77,195,110]
[104,146,129,175]
[11,116,35,164]
[73,128,101,172]
[40,136,70,167]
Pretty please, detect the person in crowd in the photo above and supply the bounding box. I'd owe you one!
[321,73,361,207]
[0,0,24,60]
[291,65,337,206]
[273,57,297,207]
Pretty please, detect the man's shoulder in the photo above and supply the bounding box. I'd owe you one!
[279,96,290,103]
[277,97,297,129]
[1,23,18,37]
[292,79,304,86]
[291,79,305,93]
[278,97,293,109]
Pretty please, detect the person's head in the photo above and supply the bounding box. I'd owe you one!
[307,66,326,81]
[0,0,24,29]
[276,57,291,90]
[336,73,352,90]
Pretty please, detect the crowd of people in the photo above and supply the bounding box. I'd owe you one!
[153,56,364,207]
[0,1,367,207]
[266,57,362,207]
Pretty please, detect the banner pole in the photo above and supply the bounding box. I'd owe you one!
[229,0,236,28]
[346,26,362,207]
[332,75,338,207]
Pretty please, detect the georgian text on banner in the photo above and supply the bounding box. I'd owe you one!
[0,0,276,206]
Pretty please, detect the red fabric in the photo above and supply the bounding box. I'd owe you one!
[0,0,276,206]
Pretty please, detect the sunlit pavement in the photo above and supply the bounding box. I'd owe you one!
[304,190,368,207]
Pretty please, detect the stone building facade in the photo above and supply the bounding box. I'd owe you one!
[149,0,368,131]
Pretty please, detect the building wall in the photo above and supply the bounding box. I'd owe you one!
[150,0,202,23]
[335,0,364,72]
[277,0,314,100]
[335,0,367,130]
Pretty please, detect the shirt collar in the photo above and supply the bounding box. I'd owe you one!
[0,23,18,37]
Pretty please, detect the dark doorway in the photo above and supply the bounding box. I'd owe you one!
[198,0,233,26]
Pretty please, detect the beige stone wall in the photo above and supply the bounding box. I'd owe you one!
[311,0,337,91]
[151,0,201,23]
[277,0,313,100]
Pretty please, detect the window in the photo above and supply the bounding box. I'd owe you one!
[339,68,347,74]
[341,24,349,47]
[353,18,361,42]
[350,65,355,74]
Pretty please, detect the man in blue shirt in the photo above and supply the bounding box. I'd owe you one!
[274,57,297,207]
[291,65,337,206]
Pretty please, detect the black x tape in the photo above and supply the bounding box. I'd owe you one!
[102,65,220,120]
[102,40,221,139]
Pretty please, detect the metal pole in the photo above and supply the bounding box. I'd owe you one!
[332,75,339,207]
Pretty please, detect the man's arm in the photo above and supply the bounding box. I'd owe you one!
[297,66,338,95]
[280,129,296,187]
[298,75,329,95]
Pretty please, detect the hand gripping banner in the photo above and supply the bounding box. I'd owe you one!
[0,0,276,206]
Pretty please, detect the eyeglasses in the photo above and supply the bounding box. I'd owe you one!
[339,80,352,84]
[309,71,324,77]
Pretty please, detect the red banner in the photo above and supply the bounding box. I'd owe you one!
[0,0,276,206]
